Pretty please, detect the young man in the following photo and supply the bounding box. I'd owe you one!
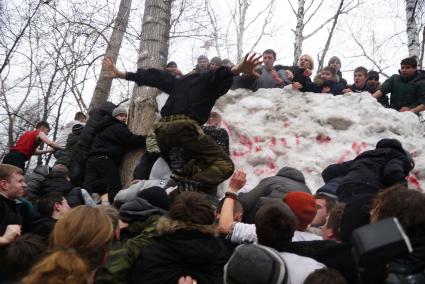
[30,192,70,237]
[255,49,290,89]
[327,56,348,87]
[3,121,64,171]
[308,193,337,236]
[373,57,425,113]
[0,164,31,242]
[103,53,261,195]
[367,70,389,107]
[342,66,373,94]
[55,112,87,149]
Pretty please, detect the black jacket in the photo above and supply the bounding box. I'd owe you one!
[30,216,57,237]
[0,194,31,235]
[40,176,84,207]
[313,79,345,95]
[130,218,229,284]
[126,67,234,125]
[275,65,315,92]
[323,139,413,196]
[89,117,146,164]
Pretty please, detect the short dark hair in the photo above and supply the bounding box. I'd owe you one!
[35,121,50,130]
[304,268,347,284]
[400,57,417,68]
[169,192,215,225]
[255,203,297,252]
[315,193,337,213]
[0,233,48,282]
[325,203,345,241]
[74,112,86,120]
[354,66,368,76]
[263,49,276,59]
[322,66,337,77]
[36,192,65,217]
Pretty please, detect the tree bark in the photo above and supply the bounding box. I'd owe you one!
[405,0,420,58]
[236,0,249,62]
[89,0,132,111]
[293,0,306,65]
[120,0,172,186]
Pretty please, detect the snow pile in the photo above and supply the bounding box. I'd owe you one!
[214,88,425,192]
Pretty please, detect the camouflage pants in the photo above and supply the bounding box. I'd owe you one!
[155,115,234,187]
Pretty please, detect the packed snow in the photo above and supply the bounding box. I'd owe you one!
[212,88,425,192]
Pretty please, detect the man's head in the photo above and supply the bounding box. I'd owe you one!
[222,59,234,68]
[217,198,244,222]
[283,191,317,231]
[255,202,297,252]
[50,164,69,178]
[196,55,209,73]
[112,106,128,122]
[74,112,87,123]
[322,203,345,241]
[35,121,50,135]
[0,164,26,199]
[367,70,380,89]
[312,193,337,227]
[353,66,368,88]
[36,192,70,219]
[298,54,314,70]
[165,61,178,75]
[169,192,215,225]
[206,111,222,128]
[263,49,276,69]
[400,57,417,78]
[328,56,342,72]
[209,57,222,71]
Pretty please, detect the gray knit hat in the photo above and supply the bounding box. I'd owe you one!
[224,244,288,284]
[328,56,341,66]
[112,106,128,117]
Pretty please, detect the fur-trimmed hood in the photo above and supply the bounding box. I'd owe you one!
[156,216,218,236]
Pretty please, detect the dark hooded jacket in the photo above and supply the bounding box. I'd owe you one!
[322,139,414,198]
[30,216,57,237]
[89,117,146,164]
[275,65,315,92]
[239,167,311,223]
[130,217,229,284]
[24,165,50,201]
[40,176,84,207]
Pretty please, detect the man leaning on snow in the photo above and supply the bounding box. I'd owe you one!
[372,57,425,113]
[102,53,262,196]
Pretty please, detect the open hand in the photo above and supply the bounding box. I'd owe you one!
[229,170,246,192]
[102,57,124,79]
[231,53,263,77]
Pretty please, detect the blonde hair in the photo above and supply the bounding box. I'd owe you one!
[22,206,113,284]
[299,54,314,70]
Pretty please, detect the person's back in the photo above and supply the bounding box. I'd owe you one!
[130,192,229,284]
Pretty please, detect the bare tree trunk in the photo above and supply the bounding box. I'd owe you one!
[293,0,306,65]
[420,27,425,69]
[236,0,249,62]
[405,0,420,58]
[316,0,344,72]
[120,0,172,186]
[89,0,132,110]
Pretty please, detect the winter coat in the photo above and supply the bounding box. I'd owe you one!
[126,66,234,125]
[202,126,230,154]
[40,176,84,207]
[130,217,229,284]
[78,101,116,163]
[275,65,315,92]
[336,70,348,88]
[89,117,146,164]
[24,165,50,201]
[119,196,168,223]
[380,70,425,111]
[55,133,80,167]
[312,77,345,95]
[30,216,57,237]
[239,167,311,223]
[0,194,32,235]
[323,139,413,197]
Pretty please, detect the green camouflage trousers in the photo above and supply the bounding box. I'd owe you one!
[155,115,234,187]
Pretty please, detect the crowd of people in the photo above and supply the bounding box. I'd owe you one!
[1,50,425,284]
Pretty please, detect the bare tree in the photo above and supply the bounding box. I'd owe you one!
[405,0,420,58]
[120,0,172,185]
[89,0,132,111]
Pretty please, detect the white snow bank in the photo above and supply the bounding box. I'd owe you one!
[214,88,425,192]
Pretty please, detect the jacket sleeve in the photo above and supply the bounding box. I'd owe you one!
[238,181,271,213]
[126,68,176,94]
[379,75,395,95]
[322,161,352,183]
[207,66,234,96]
[382,158,408,187]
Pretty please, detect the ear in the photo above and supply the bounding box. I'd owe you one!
[0,179,9,190]
[53,202,61,212]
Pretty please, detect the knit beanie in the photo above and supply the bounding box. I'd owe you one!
[138,186,170,210]
[210,56,222,66]
[224,244,287,284]
[328,56,341,66]
[283,192,317,231]
[112,106,127,117]
[197,55,209,63]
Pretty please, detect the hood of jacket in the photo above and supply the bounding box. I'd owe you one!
[276,167,306,183]
[119,197,168,222]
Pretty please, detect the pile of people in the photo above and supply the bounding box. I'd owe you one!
[1,51,425,284]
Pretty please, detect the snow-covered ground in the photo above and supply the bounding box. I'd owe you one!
[213,88,425,192]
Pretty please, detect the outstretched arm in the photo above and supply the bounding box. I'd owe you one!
[102,58,126,79]
[231,53,263,77]
[37,132,64,150]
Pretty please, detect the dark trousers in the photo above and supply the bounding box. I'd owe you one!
[83,155,121,203]
[133,152,161,180]
[2,151,26,171]
[155,116,234,187]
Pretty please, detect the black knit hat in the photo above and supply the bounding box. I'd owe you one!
[224,244,288,284]
[138,186,170,210]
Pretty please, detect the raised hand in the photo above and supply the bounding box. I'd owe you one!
[102,57,125,79]
[229,169,247,192]
[231,53,263,77]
